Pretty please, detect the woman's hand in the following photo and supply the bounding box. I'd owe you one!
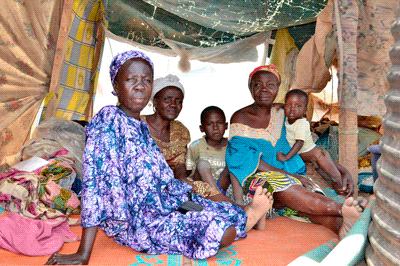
[45,226,98,265]
[45,253,89,265]
[332,174,354,197]
[333,161,355,197]
[294,174,316,190]
[173,164,189,181]
[180,177,194,186]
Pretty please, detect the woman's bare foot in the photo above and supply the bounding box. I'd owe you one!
[338,197,367,239]
[254,192,274,230]
[244,186,273,232]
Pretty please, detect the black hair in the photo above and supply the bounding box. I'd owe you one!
[200,106,226,125]
[285,89,308,103]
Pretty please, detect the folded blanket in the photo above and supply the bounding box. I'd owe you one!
[0,212,79,256]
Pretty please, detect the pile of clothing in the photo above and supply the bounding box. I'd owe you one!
[0,117,86,255]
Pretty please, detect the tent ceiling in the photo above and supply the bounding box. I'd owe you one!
[106,0,327,48]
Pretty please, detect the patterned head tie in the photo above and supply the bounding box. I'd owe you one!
[151,74,185,102]
[109,50,154,95]
[248,65,281,88]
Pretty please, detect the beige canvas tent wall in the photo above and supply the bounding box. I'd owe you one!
[0,0,105,165]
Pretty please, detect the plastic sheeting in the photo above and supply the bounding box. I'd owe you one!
[105,0,326,48]
[106,30,271,65]
[142,0,326,35]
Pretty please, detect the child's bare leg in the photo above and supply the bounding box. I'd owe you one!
[230,173,245,205]
[244,186,272,232]
[207,191,243,208]
[193,160,220,190]
[339,197,368,239]
[301,147,342,184]
[217,167,231,191]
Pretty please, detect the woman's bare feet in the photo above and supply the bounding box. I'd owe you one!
[338,197,368,239]
[244,186,273,232]
[253,209,268,231]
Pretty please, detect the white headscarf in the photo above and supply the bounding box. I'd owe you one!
[151,74,185,102]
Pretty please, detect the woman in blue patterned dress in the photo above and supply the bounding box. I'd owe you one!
[45,51,272,265]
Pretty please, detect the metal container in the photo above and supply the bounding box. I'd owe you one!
[365,10,400,266]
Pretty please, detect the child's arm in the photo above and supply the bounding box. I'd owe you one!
[277,139,304,162]
[230,172,245,205]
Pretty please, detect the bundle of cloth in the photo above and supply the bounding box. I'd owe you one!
[0,117,85,256]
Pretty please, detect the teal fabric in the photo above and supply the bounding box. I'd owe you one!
[344,200,373,265]
[292,191,373,265]
[226,123,306,184]
[303,240,337,263]
[323,187,345,203]
[0,206,3,215]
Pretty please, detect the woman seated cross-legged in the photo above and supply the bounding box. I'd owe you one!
[226,65,367,240]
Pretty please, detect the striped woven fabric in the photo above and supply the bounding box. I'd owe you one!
[44,0,105,121]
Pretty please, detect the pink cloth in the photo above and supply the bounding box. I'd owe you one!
[0,212,79,256]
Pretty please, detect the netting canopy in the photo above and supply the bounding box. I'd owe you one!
[106,0,327,48]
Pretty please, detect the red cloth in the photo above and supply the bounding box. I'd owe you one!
[0,212,79,256]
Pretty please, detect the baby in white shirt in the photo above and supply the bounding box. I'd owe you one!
[277,89,354,197]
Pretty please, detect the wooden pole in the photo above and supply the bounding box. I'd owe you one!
[45,0,74,119]
[334,0,359,197]
[338,108,359,196]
